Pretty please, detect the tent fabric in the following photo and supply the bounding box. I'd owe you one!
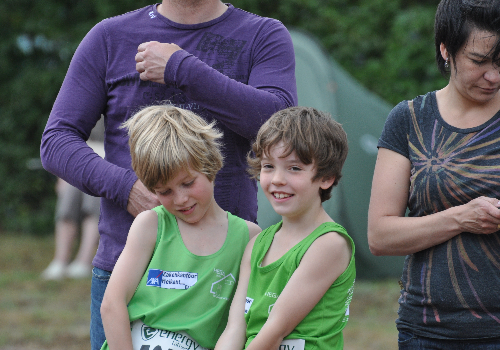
[256,29,405,279]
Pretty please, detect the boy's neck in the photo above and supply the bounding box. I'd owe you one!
[180,198,226,228]
[176,202,228,256]
[280,206,333,239]
[260,206,333,268]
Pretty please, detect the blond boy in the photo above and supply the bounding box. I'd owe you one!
[100,105,260,350]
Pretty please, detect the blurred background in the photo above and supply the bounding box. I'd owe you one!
[0,0,444,348]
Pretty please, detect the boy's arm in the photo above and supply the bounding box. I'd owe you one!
[100,210,159,350]
[246,231,351,350]
[215,236,257,350]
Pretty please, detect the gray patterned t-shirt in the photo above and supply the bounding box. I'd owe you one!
[379,91,500,340]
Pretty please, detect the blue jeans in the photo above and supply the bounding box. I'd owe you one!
[399,330,500,350]
[90,267,111,350]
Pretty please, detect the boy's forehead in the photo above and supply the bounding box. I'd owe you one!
[264,146,305,163]
[265,141,293,157]
[154,168,193,188]
[262,141,317,168]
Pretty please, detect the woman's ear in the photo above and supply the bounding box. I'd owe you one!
[440,42,448,61]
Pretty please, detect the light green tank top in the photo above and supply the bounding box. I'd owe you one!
[244,221,355,350]
[101,206,249,350]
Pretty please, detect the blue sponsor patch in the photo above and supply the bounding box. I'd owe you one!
[146,269,163,287]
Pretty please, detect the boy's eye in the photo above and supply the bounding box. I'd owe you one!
[184,180,195,187]
[261,164,273,169]
[290,166,302,171]
[158,189,171,196]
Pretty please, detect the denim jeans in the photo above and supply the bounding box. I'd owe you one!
[90,267,111,350]
[399,330,500,350]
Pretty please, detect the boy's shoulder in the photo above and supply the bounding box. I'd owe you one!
[245,220,262,240]
[300,225,354,285]
[312,221,354,256]
[313,230,351,254]
[134,208,160,225]
[226,211,261,240]
[306,220,351,242]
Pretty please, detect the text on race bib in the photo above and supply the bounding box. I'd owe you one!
[279,339,305,350]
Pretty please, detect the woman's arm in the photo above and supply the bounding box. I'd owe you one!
[245,232,351,350]
[100,210,159,350]
[368,148,500,256]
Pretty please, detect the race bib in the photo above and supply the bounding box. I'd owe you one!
[245,297,254,314]
[279,339,305,350]
[130,319,209,350]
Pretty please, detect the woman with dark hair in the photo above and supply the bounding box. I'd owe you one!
[368,0,500,348]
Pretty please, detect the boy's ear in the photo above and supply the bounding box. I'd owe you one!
[320,177,335,190]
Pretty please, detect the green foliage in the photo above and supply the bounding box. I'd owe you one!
[0,0,151,234]
[1,0,445,234]
[231,0,445,105]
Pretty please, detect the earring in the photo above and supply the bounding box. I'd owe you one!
[444,58,449,69]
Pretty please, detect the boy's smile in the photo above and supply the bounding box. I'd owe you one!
[273,192,293,199]
[178,204,196,214]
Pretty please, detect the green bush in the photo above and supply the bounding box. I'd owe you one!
[0,0,152,234]
[0,0,443,234]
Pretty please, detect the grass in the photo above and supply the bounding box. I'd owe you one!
[0,233,400,350]
[344,279,400,349]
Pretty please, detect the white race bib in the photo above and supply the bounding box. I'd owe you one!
[245,297,254,314]
[279,339,305,350]
[130,319,209,350]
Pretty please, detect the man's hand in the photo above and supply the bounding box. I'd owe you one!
[127,180,161,217]
[135,41,182,84]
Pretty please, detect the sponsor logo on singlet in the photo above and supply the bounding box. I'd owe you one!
[146,269,198,290]
[210,269,236,300]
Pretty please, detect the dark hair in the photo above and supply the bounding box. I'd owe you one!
[435,0,500,76]
[247,106,348,202]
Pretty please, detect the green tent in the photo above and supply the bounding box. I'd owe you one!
[256,29,405,279]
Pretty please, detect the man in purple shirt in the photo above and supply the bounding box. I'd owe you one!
[40,1,297,349]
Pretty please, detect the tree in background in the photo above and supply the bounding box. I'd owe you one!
[236,0,447,103]
[0,0,443,234]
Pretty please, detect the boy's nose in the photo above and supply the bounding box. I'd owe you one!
[173,191,188,205]
[271,169,286,185]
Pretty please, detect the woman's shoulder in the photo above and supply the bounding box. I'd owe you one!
[411,91,437,112]
[386,91,437,128]
[389,91,435,114]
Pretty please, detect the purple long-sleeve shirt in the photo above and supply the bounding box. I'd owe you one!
[41,4,297,271]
